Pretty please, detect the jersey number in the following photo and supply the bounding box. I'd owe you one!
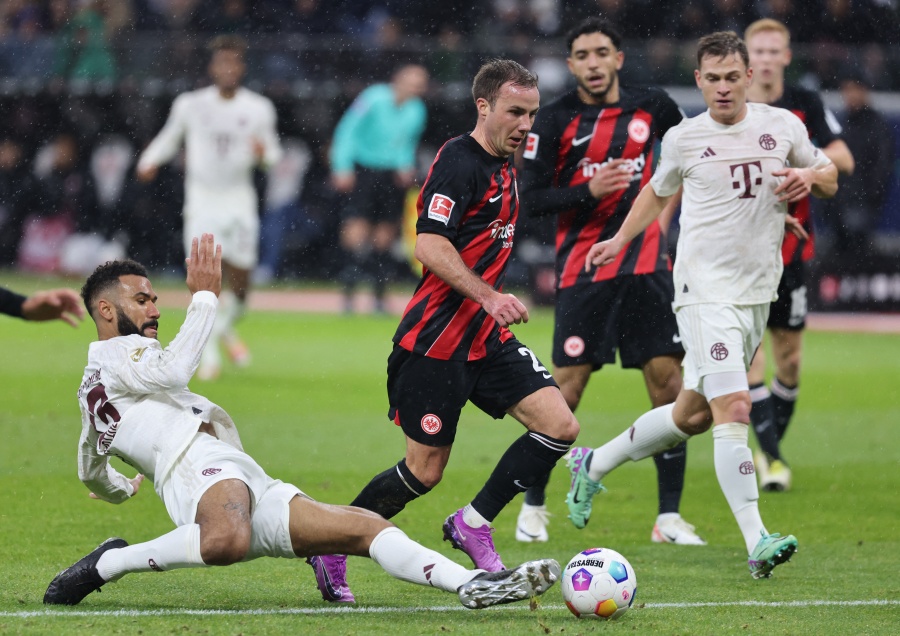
[518,346,552,379]
[86,384,121,430]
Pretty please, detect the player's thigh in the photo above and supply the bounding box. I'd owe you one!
[675,303,766,399]
[641,354,683,406]
[619,272,684,369]
[386,345,471,448]
[552,281,621,370]
[507,385,577,439]
[287,496,391,558]
[552,363,593,411]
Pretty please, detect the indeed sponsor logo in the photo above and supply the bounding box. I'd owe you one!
[578,154,645,180]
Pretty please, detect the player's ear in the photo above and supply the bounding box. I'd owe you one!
[96,298,115,323]
[476,97,491,118]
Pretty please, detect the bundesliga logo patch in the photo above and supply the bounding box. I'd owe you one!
[428,194,455,224]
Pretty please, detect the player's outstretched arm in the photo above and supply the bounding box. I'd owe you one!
[415,232,528,327]
[20,289,84,327]
[89,474,144,500]
[185,233,223,297]
[586,183,670,271]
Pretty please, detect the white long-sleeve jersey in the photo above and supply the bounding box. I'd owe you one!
[76,291,243,504]
[137,86,282,216]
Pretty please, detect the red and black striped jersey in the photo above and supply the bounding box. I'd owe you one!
[520,87,683,289]
[764,85,843,264]
[393,134,517,361]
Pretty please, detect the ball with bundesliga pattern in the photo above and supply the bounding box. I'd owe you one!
[560,548,637,620]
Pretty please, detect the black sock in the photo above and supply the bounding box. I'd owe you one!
[524,470,551,506]
[340,251,367,294]
[471,432,573,522]
[749,383,781,461]
[349,458,431,520]
[652,440,687,515]
[771,378,798,442]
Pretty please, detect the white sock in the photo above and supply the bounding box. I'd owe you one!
[588,404,689,482]
[713,423,766,554]
[461,504,490,529]
[368,527,476,592]
[95,524,206,582]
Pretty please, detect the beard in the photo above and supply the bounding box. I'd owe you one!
[578,73,617,103]
[116,307,158,338]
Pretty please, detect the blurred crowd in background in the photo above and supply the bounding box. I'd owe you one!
[0,0,898,288]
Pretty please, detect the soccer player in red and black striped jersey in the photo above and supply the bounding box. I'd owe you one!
[744,19,855,492]
[517,17,704,546]
[318,60,579,600]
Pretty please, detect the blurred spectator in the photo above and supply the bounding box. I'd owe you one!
[562,0,663,39]
[709,0,757,33]
[753,0,815,42]
[330,63,428,314]
[54,0,117,81]
[664,1,713,39]
[266,0,333,34]
[825,67,894,263]
[0,137,36,267]
[190,0,253,33]
[0,3,55,79]
[816,0,875,45]
[133,0,201,31]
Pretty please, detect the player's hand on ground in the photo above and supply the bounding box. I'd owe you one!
[136,164,158,183]
[21,288,84,327]
[587,158,633,199]
[483,291,529,327]
[785,214,809,241]
[585,237,623,271]
[89,474,144,499]
[331,172,356,193]
[772,167,814,203]
[185,233,223,296]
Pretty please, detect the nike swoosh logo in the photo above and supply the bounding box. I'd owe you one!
[756,421,771,433]
[572,492,583,504]
[672,334,682,343]
[513,479,527,490]
[542,373,552,379]
[489,193,503,202]
[517,526,541,539]
[662,452,685,460]
[572,134,593,146]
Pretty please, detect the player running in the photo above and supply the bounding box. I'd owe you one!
[43,234,560,608]
[137,35,282,381]
[567,31,837,579]
[518,17,703,546]
[315,59,579,602]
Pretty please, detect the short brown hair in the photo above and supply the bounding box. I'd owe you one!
[208,35,247,57]
[696,31,749,70]
[472,59,538,107]
[744,19,791,46]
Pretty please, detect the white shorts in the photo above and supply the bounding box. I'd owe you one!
[158,433,304,560]
[183,188,259,270]
[675,303,769,398]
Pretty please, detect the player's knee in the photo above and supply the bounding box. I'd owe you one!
[200,526,251,566]
[677,408,713,436]
[720,393,752,424]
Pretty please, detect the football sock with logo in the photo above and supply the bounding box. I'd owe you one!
[587,404,689,482]
[95,524,206,582]
[712,423,766,554]
[523,471,551,506]
[652,440,687,514]
[771,378,798,442]
[369,527,474,591]
[469,432,573,522]
[349,459,431,520]
[749,383,782,461]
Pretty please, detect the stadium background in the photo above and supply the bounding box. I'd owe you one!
[1,0,899,306]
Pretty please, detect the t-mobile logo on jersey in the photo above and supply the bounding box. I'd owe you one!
[730,161,762,199]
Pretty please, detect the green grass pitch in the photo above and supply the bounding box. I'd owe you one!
[1,294,898,634]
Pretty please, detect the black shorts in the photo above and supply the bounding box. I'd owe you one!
[553,271,684,370]
[386,338,559,447]
[767,261,807,331]
[342,167,407,224]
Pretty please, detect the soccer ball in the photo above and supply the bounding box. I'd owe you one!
[560,547,637,620]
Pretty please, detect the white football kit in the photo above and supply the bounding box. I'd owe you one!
[137,87,283,270]
[649,103,832,395]
[77,292,302,559]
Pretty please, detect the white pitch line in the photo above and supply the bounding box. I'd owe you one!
[3,599,898,619]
